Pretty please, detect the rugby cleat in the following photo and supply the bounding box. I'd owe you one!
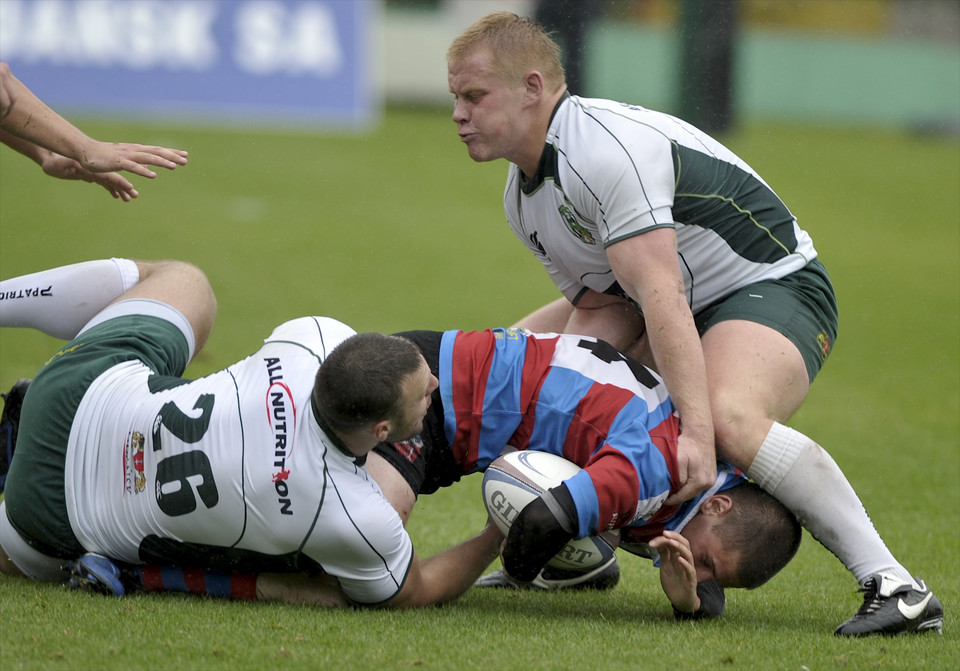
[474,555,620,591]
[0,378,31,495]
[69,553,127,597]
[834,572,943,636]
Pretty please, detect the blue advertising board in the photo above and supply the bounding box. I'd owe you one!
[0,0,380,128]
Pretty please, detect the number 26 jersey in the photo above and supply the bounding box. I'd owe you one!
[65,316,413,605]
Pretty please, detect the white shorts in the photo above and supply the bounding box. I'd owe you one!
[0,500,68,581]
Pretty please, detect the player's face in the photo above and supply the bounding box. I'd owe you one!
[387,357,438,442]
[449,49,529,165]
[681,514,742,588]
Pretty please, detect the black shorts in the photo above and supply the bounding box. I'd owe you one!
[694,258,838,382]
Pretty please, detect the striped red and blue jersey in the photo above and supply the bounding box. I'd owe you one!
[439,328,682,538]
[619,462,746,563]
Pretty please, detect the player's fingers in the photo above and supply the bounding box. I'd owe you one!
[648,532,682,552]
[91,172,138,201]
[692,460,717,490]
[129,153,180,171]
[647,535,668,549]
[101,184,128,200]
[93,171,135,190]
[88,146,186,174]
[664,480,702,506]
[123,145,189,168]
[128,144,189,161]
[115,159,159,178]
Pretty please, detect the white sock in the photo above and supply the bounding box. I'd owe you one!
[0,258,139,340]
[748,422,918,588]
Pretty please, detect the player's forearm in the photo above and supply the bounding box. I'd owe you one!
[0,71,91,163]
[0,127,54,166]
[256,571,352,608]
[608,233,714,451]
[642,297,713,447]
[417,523,502,605]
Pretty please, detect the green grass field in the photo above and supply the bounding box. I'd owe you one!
[1,106,957,670]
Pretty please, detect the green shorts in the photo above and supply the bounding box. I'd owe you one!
[693,258,838,382]
[5,305,191,557]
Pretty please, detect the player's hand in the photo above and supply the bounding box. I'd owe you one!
[649,530,699,613]
[77,140,188,178]
[665,433,716,506]
[40,152,140,201]
[502,495,572,582]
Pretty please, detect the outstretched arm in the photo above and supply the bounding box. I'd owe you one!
[257,522,503,609]
[0,61,188,200]
[0,128,148,201]
[385,522,503,608]
[251,522,502,609]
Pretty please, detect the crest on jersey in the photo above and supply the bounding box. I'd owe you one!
[817,332,832,362]
[123,431,146,495]
[558,204,596,245]
[393,436,423,464]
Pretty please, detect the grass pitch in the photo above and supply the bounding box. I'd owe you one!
[0,106,957,670]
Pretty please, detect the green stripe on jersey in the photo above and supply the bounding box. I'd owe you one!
[671,144,798,264]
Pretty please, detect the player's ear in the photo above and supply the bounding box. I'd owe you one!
[372,419,391,442]
[522,70,545,100]
[699,494,733,517]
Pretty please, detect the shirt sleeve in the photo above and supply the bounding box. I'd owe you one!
[568,120,678,246]
[312,487,416,606]
[263,317,357,355]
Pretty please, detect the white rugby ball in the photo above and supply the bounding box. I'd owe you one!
[482,450,619,571]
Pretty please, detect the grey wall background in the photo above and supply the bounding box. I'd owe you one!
[379,0,959,132]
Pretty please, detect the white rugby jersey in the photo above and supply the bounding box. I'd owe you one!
[505,95,818,314]
[64,317,413,605]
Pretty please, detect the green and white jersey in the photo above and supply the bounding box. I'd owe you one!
[504,95,818,314]
[63,316,413,605]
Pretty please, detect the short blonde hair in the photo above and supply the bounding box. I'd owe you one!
[447,11,565,92]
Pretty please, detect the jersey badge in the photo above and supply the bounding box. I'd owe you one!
[393,436,423,464]
[123,431,146,495]
[558,204,596,245]
[817,331,832,362]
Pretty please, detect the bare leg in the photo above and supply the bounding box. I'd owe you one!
[120,260,217,354]
[701,320,911,585]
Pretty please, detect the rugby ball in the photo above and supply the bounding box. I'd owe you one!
[482,450,619,571]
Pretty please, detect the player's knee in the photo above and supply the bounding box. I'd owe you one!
[709,394,767,470]
[139,260,217,350]
[171,260,210,288]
